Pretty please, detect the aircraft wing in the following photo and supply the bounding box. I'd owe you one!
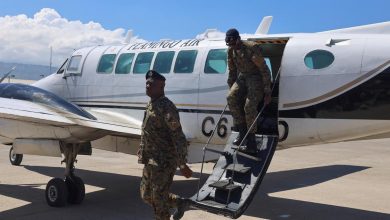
[0,84,141,144]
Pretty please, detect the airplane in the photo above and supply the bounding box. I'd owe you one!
[1,16,390,217]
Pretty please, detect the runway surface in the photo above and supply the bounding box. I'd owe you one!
[0,138,389,220]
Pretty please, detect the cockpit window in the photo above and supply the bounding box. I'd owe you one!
[67,55,82,72]
[57,58,68,74]
[0,84,96,120]
[304,50,335,69]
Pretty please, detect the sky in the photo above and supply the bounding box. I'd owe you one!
[0,0,390,66]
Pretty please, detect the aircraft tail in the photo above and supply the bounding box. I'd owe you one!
[255,16,273,35]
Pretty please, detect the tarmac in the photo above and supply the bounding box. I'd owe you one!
[0,138,389,220]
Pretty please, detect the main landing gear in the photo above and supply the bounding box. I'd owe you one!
[9,146,23,166]
[45,143,85,207]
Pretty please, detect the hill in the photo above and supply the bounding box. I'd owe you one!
[0,62,58,81]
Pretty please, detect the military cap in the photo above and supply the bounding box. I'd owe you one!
[226,28,240,38]
[145,70,166,81]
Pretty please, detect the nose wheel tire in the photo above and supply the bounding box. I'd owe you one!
[45,178,69,207]
[66,176,85,204]
[9,146,23,166]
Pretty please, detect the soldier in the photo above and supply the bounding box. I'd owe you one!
[225,28,272,154]
[138,70,193,220]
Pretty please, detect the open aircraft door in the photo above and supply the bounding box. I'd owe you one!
[189,38,286,218]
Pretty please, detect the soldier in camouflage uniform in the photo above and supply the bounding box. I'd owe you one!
[225,28,272,153]
[138,70,193,220]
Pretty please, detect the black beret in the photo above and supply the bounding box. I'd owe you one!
[226,28,240,38]
[145,70,166,81]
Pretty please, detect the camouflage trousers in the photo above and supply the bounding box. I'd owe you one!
[140,164,178,220]
[227,73,264,133]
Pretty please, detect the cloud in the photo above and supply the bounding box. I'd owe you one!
[0,8,143,66]
[0,8,229,67]
[195,29,225,40]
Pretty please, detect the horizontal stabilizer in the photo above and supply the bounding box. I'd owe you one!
[321,21,390,34]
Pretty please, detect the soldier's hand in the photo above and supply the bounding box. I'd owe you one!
[264,93,272,105]
[137,148,143,164]
[180,164,193,178]
[137,148,141,158]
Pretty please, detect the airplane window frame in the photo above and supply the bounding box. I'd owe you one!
[115,53,135,74]
[97,54,117,74]
[153,51,175,74]
[304,49,335,70]
[204,49,227,74]
[56,58,69,74]
[174,50,198,74]
[67,55,82,72]
[133,52,155,74]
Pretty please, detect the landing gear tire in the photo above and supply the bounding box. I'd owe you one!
[66,176,85,204]
[45,178,69,207]
[9,146,23,166]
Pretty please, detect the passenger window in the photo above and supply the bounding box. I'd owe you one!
[133,52,154,74]
[67,55,82,72]
[115,53,135,74]
[153,51,175,74]
[304,50,334,69]
[174,50,198,74]
[97,54,116,74]
[204,49,227,74]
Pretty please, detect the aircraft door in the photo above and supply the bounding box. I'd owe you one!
[278,36,365,146]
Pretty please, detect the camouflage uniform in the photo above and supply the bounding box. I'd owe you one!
[227,40,271,133]
[139,96,188,220]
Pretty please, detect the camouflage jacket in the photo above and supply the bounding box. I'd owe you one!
[227,40,271,93]
[139,96,188,168]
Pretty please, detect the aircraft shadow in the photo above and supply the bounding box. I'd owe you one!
[0,165,388,220]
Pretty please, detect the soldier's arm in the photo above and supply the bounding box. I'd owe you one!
[251,45,272,94]
[164,103,188,166]
[137,133,145,163]
[227,47,238,88]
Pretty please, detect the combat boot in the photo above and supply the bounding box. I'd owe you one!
[241,133,257,154]
[173,198,190,220]
[232,124,247,146]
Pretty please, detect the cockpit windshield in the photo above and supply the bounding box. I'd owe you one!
[0,83,96,120]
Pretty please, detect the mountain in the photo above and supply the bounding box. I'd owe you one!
[0,62,58,81]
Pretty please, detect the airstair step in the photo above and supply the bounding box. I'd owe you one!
[231,146,262,162]
[225,164,251,173]
[209,180,241,191]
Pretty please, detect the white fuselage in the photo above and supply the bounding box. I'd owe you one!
[32,33,390,161]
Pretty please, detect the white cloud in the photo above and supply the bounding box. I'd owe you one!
[0,8,143,66]
[195,28,225,40]
[0,8,228,67]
